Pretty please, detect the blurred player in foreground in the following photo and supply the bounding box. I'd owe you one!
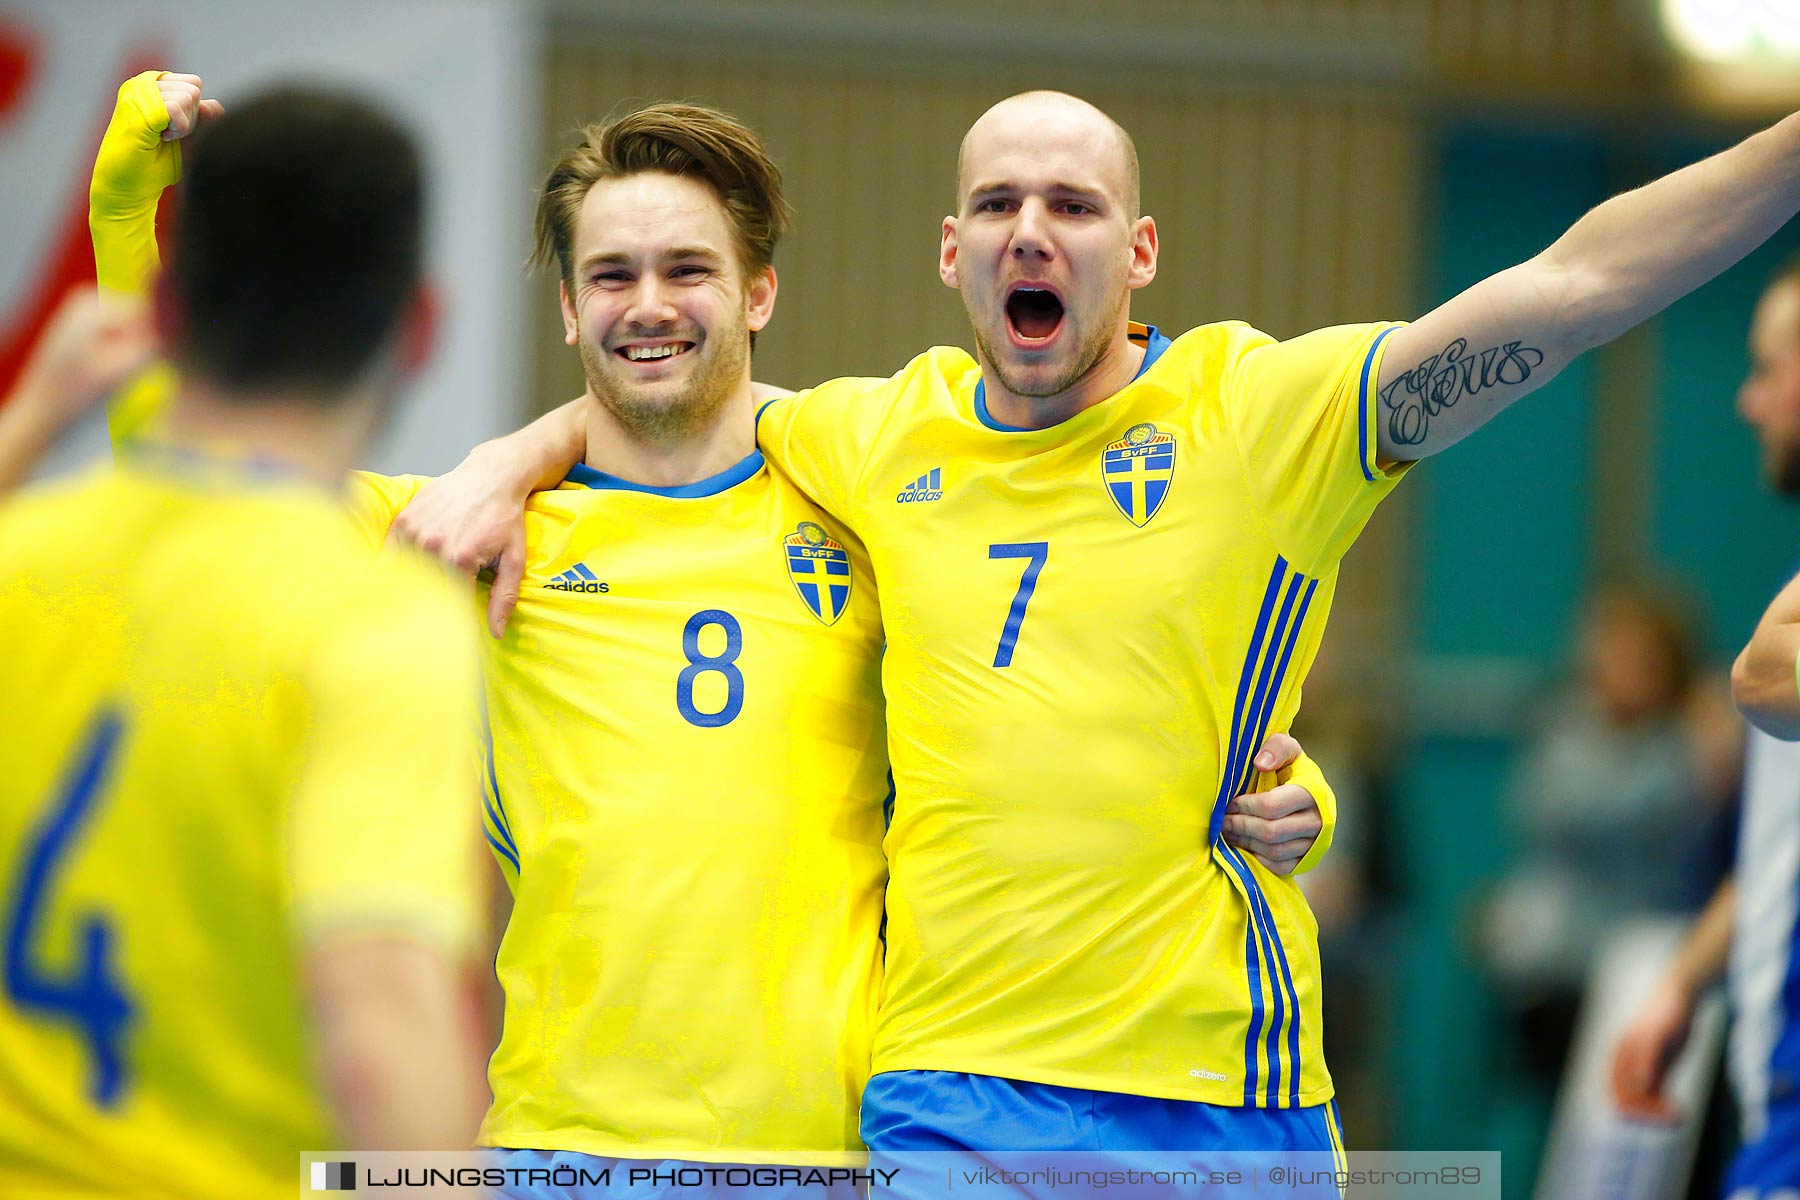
[420,89,1800,1172]
[0,84,490,1199]
[1612,259,1800,1197]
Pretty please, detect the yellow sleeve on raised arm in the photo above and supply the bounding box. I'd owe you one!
[89,71,181,450]
[90,71,179,297]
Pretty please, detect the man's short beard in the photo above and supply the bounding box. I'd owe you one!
[577,310,750,443]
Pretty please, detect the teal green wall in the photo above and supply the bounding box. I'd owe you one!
[1392,118,1800,1189]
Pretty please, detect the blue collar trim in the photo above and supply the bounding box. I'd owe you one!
[973,323,1172,432]
[563,449,764,497]
[125,439,308,485]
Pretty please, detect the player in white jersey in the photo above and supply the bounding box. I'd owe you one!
[1612,260,1800,1197]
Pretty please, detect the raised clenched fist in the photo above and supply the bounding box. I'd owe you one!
[155,72,224,141]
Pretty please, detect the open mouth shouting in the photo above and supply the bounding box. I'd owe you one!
[1004,283,1066,348]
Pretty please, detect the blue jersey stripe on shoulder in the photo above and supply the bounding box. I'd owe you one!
[1358,325,1400,483]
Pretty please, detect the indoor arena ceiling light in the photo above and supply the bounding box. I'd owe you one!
[1662,0,1800,62]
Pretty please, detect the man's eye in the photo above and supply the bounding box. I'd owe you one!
[978,199,1012,214]
[1060,203,1092,216]
[592,272,629,286]
[671,266,708,279]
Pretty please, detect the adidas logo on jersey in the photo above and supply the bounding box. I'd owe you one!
[545,562,608,593]
[896,467,943,503]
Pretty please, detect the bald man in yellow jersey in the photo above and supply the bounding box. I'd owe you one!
[420,83,1800,1179]
[0,84,489,1199]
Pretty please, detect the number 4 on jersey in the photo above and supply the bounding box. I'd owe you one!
[2,709,135,1107]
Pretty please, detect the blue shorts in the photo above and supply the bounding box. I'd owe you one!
[1724,1100,1800,1197]
[862,1071,1347,1198]
[486,1148,864,1199]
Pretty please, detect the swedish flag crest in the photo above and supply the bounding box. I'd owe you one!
[783,521,852,625]
[1102,422,1176,526]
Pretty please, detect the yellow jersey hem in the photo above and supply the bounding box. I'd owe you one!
[867,1057,1336,1110]
[477,1131,866,1167]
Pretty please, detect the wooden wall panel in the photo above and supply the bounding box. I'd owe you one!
[534,45,1422,407]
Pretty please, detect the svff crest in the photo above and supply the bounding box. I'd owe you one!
[782,521,852,625]
[1101,422,1176,526]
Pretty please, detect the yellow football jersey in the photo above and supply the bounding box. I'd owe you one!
[757,320,1406,1109]
[0,449,483,1200]
[348,459,889,1162]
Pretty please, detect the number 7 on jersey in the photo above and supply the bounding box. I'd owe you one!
[988,542,1048,668]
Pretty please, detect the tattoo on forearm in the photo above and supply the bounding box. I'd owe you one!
[1378,338,1544,445]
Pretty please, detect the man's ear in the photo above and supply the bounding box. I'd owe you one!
[939,215,960,289]
[560,279,579,346]
[1127,215,1158,291]
[746,264,778,332]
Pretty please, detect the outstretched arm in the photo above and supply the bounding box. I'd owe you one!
[1733,568,1800,739]
[1377,113,1800,462]
[385,382,798,639]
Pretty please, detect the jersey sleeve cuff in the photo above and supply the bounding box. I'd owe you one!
[1286,753,1338,876]
[1357,322,1413,485]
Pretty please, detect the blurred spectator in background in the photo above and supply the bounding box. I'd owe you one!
[1481,580,1739,1080]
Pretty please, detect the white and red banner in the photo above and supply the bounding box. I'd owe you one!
[0,0,538,474]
